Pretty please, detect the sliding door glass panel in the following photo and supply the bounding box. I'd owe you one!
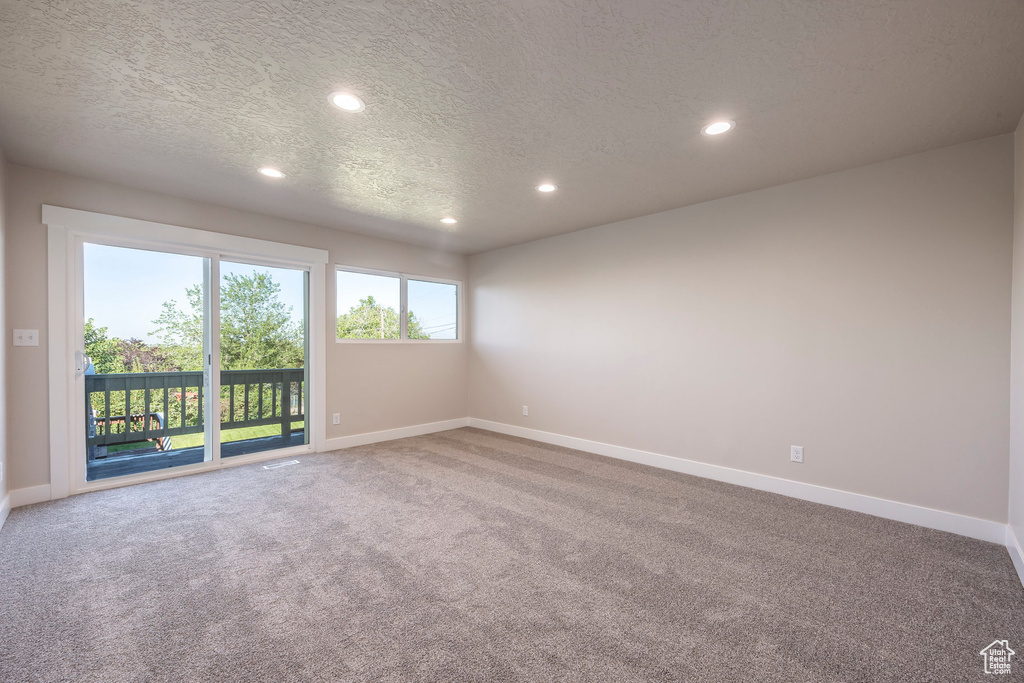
[219,261,309,457]
[83,243,209,481]
[407,279,458,340]
[336,270,401,339]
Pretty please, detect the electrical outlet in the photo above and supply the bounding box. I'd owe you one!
[791,445,804,463]
[332,413,341,425]
[522,405,529,416]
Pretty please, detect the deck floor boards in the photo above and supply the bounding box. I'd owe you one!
[87,431,306,481]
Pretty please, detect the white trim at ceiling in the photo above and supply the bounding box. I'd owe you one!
[41,206,329,265]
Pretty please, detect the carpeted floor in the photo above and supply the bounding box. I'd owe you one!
[1,427,1021,682]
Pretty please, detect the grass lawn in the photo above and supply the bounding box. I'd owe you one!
[106,421,304,454]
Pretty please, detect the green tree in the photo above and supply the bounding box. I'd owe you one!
[84,318,125,374]
[116,338,171,373]
[151,272,303,371]
[150,284,205,371]
[336,296,430,339]
[407,312,429,339]
[220,272,303,369]
[336,296,399,339]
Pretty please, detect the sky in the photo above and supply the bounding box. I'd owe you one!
[84,243,306,344]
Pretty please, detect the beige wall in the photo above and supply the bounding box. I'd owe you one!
[0,149,7,502]
[469,135,1014,523]
[5,165,468,491]
[1010,115,1024,545]
[5,134,1018,528]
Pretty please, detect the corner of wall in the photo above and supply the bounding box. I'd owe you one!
[1009,112,1024,584]
[0,145,8,530]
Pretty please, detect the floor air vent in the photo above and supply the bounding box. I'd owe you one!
[263,460,300,470]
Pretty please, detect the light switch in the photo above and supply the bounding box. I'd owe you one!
[13,329,39,347]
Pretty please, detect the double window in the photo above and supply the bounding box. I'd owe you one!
[336,267,460,342]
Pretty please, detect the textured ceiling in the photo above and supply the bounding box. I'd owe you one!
[1,1,1023,254]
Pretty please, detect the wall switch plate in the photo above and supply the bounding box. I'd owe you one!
[791,445,804,463]
[522,405,529,416]
[332,413,341,425]
[13,329,39,346]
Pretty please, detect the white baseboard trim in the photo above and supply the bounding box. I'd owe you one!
[467,418,1007,545]
[6,418,1018,589]
[10,484,52,509]
[324,418,470,451]
[0,493,10,532]
[1007,526,1024,589]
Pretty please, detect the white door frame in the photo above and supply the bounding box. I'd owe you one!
[45,205,328,498]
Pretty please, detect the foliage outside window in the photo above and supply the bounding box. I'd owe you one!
[336,267,459,341]
[86,271,304,374]
[84,270,307,442]
[151,272,305,370]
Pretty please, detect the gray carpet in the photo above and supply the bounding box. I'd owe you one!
[1,428,1021,682]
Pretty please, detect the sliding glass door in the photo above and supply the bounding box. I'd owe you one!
[218,261,309,458]
[83,243,210,481]
[80,242,311,482]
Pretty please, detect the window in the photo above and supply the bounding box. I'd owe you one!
[336,267,460,342]
[407,279,458,340]
[336,269,402,339]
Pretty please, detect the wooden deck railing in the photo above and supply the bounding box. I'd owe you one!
[85,368,305,456]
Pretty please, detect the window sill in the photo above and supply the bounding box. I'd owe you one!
[335,338,462,344]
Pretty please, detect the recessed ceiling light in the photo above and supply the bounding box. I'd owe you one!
[329,91,365,112]
[258,167,285,178]
[537,183,557,193]
[701,120,735,136]
[440,217,458,225]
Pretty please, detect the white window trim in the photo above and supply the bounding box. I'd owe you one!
[45,205,329,499]
[335,265,463,344]
[405,274,462,343]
